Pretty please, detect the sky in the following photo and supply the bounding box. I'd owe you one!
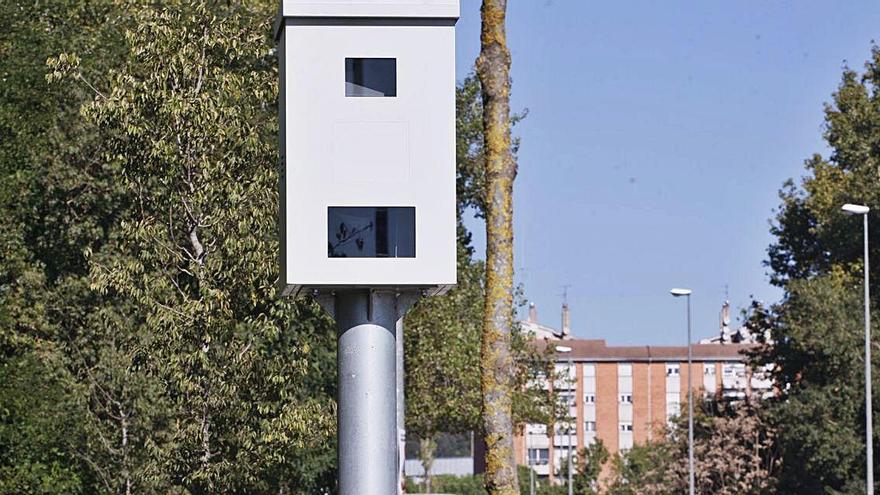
[452,1,880,345]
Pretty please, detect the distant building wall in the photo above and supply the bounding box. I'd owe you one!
[518,339,770,485]
[404,458,473,479]
[449,302,775,486]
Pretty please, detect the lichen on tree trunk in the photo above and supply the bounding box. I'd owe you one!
[476,0,519,494]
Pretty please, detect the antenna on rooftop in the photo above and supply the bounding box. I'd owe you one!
[560,284,572,305]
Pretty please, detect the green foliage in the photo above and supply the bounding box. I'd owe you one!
[1,1,140,492]
[756,43,880,495]
[606,441,672,495]
[767,46,880,293]
[405,227,485,438]
[751,271,873,494]
[455,73,526,219]
[551,440,608,495]
[405,76,553,492]
[50,3,336,492]
[0,356,90,494]
[2,4,538,495]
[407,474,487,494]
[2,1,339,493]
[605,399,776,495]
[575,441,609,494]
[516,466,565,495]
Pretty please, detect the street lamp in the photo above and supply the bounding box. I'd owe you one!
[555,345,574,495]
[670,288,695,495]
[529,450,535,495]
[843,203,873,495]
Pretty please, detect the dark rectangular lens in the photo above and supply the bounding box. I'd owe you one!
[345,58,397,97]
[328,207,414,257]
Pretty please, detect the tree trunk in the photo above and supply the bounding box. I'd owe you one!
[121,410,131,495]
[419,436,437,494]
[476,1,519,494]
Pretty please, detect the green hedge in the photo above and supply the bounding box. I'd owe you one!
[406,469,567,495]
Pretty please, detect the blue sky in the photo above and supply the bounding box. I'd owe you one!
[453,1,880,344]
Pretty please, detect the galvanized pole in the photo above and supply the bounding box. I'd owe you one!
[529,460,535,495]
[670,288,694,494]
[568,354,574,495]
[865,212,874,495]
[335,290,402,495]
[687,294,695,495]
[396,314,406,494]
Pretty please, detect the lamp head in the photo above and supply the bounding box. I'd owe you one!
[842,204,870,215]
[554,345,573,353]
[670,288,692,297]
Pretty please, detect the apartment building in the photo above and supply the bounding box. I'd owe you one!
[406,301,772,482]
[517,303,772,481]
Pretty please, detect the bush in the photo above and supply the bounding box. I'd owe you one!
[406,474,486,494]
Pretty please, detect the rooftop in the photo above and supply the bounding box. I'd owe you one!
[536,338,756,362]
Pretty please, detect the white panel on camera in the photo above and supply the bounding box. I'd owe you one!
[333,121,409,183]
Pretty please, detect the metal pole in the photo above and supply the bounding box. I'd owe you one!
[335,290,400,495]
[396,315,406,494]
[687,294,695,495]
[568,355,574,495]
[530,461,535,495]
[866,212,874,495]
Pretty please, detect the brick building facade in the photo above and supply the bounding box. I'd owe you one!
[516,303,772,483]
[405,302,772,483]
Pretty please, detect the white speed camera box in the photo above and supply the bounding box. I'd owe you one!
[275,1,459,297]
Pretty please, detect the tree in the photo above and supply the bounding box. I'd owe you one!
[767,46,880,295]
[753,43,880,494]
[574,441,610,495]
[404,234,483,493]
[43,2,338,492]
[606,441,671,495]
[677,400,778,495]
[476,0,520,492]
[749,271,872,494]
[405,74,552,495]
[407,474,487,495]
[607,399,777,495]
[0,354,93,494]
[552,441,609,495]
[0,1,143,492]
[516,465,565,495]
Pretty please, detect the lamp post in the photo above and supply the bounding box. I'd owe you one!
[555,345,574,495]
[843,203,873,495]
[670,288,694,495]
[529,456,535,495]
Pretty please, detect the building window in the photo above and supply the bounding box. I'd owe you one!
[723,363,741,377]
[585,421,597,432]
[666,364,680,376]
[328,207,415,258]
[528,448,550,465]
[345,58,396,97]
[557,392,575,408]
[619,394,633,404]
[584,394,596,404]
[619,423,633,432]
[554,363,576,388]
[583,364,596,377]
[556,424,576,436]
[704,363,716,375]
[526,423,547,436]
[618,363,633,377]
